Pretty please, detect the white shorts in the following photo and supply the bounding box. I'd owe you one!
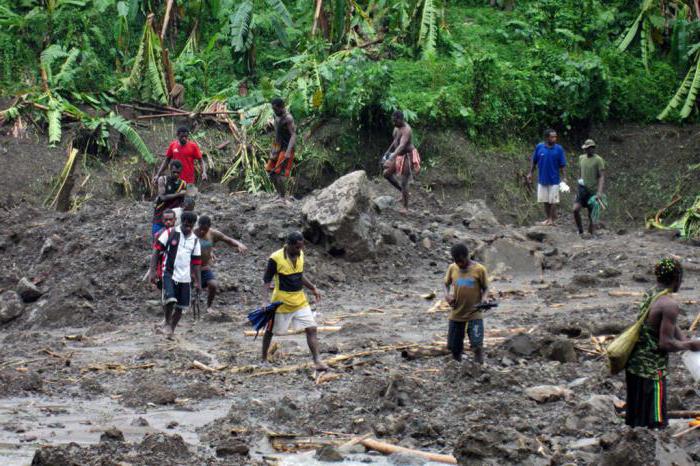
[272,306,317,335]
[537,184,560,204]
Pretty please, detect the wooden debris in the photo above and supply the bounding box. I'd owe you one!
[64,335,84,341]
[359,438,457,464]
[421,291,437,300]
[192,360,226,372]
[427,300,451,313]
[315,372,342,385]
[673,422,700,438]
[81,363,154,373]
[568,293,596,299]
[608,290,643,297]
[689,311,700,332]
[243,326,341,337]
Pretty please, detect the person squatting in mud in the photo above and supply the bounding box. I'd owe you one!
[261,231,329,371]
[193,215,248,313]
[266,98,297,202]
[444,243,490,365]
[527,128,567,226]
[383,110,420,213]
[154,126,207,186]
[624,258,700,429]
[151,160,186,238]
[148,211,202,340]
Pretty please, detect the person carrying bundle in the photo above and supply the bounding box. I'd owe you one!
[625,258,700,429]
[573,139,606,236]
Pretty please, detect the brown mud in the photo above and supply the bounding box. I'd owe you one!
[0,174,699,465]
[1,121,700,465]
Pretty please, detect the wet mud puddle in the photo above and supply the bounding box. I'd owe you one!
[0,396,228,465]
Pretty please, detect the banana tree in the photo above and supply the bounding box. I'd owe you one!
[228,0,293,74]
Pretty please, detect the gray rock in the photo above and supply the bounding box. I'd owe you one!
[302,171,379,261]
[598,267,622,278]
[545,339,578,363]
[505,334,539,357]
[216,439,249,457]
[571,274,599,287]
[39,234,62,261]
[130,417,149,427]
[372,195,396,212]
[17,278,43,303]
[0,291,23,323]
[421,237,432,249]
[525,228,547,242]
[315,445,344,462]
[99,427,124,442]
[525,385,573,403]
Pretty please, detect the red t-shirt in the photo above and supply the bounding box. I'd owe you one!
[165,140,202,184]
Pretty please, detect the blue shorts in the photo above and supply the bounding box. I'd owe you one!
[162,273,191,309]
[201,269,216,288]
[152,222,165,238]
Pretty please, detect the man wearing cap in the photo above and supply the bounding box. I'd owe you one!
[573,139,605,235]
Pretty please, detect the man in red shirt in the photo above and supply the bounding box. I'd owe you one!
[154,127,208,185]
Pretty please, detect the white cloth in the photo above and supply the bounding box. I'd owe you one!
[156,226,201,283]
[172,207,183,226]
[272,306,317,335]
[537,184,560,204]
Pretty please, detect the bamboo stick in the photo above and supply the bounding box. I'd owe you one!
[359,438,457,464]
[672,423,700,438]
[243,326,341,337]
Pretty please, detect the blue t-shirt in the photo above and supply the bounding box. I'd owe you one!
[532,143,566,186]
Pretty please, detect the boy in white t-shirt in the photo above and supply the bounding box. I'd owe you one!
[148,211,202,339]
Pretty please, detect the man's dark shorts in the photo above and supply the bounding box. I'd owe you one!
[201,269,216,288]
[576,185,594,209]
[162,273,191,309]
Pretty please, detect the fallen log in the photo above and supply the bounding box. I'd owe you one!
[618,410,700,419]
[359,438,457,464]
[243,326,341,337]
[192,360,226,372]
[673,423,700,438]
[608,290,643,298]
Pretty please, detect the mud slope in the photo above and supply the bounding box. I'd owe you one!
[0,177,699,465]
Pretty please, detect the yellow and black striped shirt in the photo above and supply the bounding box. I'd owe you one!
[263,248,308,313]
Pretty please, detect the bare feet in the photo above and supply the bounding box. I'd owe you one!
[314,361,330,372]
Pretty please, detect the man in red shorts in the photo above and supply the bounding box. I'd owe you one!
[154,126,208,186]
[383,110,420,213]
[266,98,297,201]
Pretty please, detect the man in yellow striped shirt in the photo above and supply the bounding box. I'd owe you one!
[261,231,328,371]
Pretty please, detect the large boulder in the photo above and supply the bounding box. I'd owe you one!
[302,171,379,261]
[0,291,23,324]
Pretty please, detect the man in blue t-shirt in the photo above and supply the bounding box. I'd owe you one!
[527,129,567,226]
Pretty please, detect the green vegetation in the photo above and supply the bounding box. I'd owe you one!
[1,1,700,191]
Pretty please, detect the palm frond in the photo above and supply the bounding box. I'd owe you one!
[418,0,438,57]
[265,0,292,27]
[47,97,63,146]
[103,114,155,163]
[229,0,253,53]
[658,63,695,120]
[680,55,700,119]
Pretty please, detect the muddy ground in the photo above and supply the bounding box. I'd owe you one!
[1,170,699,465]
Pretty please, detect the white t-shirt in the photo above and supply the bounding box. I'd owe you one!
[157,226,201,283]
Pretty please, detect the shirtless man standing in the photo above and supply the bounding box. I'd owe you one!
[383,111,420,213]
[194,215,248,311]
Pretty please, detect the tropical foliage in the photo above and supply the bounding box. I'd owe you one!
[1,0,700,191]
